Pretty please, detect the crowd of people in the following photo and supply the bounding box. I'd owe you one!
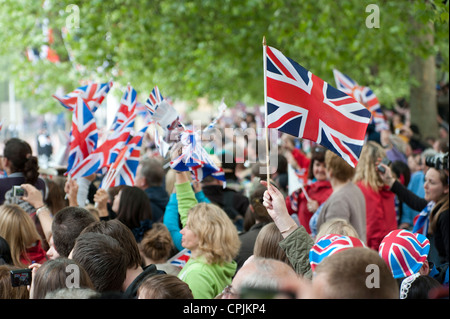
[0,103,448,300]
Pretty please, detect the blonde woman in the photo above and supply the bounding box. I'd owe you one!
[315,218,360,241]
[175,171,241,299]
[0,204,47,267]
[353,141,397,250]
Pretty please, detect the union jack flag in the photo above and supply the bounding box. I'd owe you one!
[170,130,226,183]
[110,84,137,132]
[52,81,113,113]
[333,69,388,132]
[265,46,371,168]
[168,249,191,269]
[68,85,137,179]
[66,97,98,175]
[101,125,148,188]
[379,229,430,279]
[309,234,365,272]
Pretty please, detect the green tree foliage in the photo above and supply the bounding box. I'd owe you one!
[0,0,448,113]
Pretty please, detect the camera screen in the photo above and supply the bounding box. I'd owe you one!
[10,270,32,287]
[13,186,25,197]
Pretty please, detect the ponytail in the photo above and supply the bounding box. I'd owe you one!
[4,138,39,185]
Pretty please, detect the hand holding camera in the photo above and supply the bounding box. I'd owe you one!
[376,157,395,188]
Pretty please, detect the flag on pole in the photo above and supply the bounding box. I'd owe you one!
[68,85,137,179]
[101,125,148,189]
[333,69,388,132]
[264,45,372,168]
[66,97,98,175]
[52,81,113,112]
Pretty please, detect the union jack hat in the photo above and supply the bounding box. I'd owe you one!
[379,229,430,279]
[309,234,366,272]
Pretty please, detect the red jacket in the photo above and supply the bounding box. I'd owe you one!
[286,180,333,234]
[356,182,397,250]
[20,241,47,266]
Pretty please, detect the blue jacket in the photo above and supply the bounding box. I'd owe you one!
[163,191,210,252]
[144,186,169,223]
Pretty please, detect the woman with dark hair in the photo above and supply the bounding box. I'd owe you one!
[285,146,332,234]
[0,138,46,214]
[111,186,153,243]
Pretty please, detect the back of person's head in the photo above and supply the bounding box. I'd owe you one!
[140,223,174,263]
[231,257,298,296]
[137,274,193,299]
[353,141,386,191]
[325,150,355,182]
[0,265,29,299]
[313,247,398,299]
[249,185,272,224]
[400,274,442,299]
[71,232,128,293]
[82,219,142,269]
[44,287,100,299]
[30,257,94,299]
[308,146,327,180]
[0,204,42,267]
[0,236,13,266]
[3,138,39,184]
[315,218,360,241]
[116,186,152,230]
[391,160,411,186]
[253,223,292,269]
[44,177,68,214]
[187,203,241,264]
[137,157,165,187]
[52,206,97,257]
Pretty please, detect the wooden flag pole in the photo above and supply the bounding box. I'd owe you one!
[263,36,270,187]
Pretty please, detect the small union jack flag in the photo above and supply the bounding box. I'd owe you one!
[333,69,388,132]
[265,46,371,168]
[379,229,430,279]
[53,81,113,113]
[309,234,366,272]
[68,85,137,179]
[66,97,98,175]
[170,130,225,183]
[168,249,191,269]
[145,86,184,135]
[101,125,148,188]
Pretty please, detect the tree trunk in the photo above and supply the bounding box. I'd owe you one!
[409,21,438,139]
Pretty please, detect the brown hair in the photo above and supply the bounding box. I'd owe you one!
[253,223,293,269]
[315,247,398,299]
[3,138,39,185]
[30,257,94,299]
[0,265,29,299]
[140,223,174,263]
[429,168,449,235]
[137,274,193,299]
[81,219,142,269]
[325,150,355,182]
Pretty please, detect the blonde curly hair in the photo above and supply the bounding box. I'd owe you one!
[186,203,241,265]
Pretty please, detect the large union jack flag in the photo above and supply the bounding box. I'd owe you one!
[68,85,137,179]
[265,46,372,168]
[333,69,388,132]
[309,234,366,272]
[379,229,430,279]
[52,81,113,113]
[66,97,98,175]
